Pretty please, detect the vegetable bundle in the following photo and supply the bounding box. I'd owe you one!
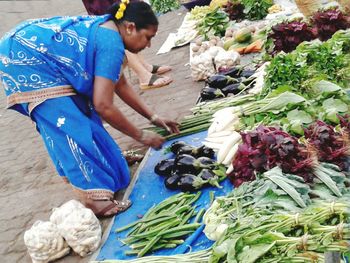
[116,192,203,257]
[228,125,315,187]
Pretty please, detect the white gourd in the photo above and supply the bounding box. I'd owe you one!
[50,200,102,257]
[24,221,70,263]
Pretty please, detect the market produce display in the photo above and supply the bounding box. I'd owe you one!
[95,1,350,262]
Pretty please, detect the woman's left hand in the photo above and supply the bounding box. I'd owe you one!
[152,116,180,134]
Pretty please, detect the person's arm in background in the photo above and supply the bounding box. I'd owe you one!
[93,76,165,149]
[114,74,179,134]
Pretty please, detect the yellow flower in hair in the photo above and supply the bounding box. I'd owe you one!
[115,10,123,19]
[121,0,130,4]
[119,3,126,11]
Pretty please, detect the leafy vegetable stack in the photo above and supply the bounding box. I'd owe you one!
[304,120,350,170]
[228,125,315,187]
[268,19,315,54]
[311,6,349,41]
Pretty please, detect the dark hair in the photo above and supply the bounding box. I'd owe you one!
[107,1,158,30]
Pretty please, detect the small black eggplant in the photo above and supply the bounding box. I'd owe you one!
[206,75,238,90]
[199,169,216,180]
[177,145,196,156]
[154,159,175,177]
[240,69,255,79]
[175,154,217,174]
[221,67,242,78]
[198,169,221,188]
[196,145,215,159]
[200,87,225,101]
[170,141,188,154]
[221,83,241,96]
[177,174,206,192]
[165,173,181,190]
[174,154,198,174]
[197,156,216,167]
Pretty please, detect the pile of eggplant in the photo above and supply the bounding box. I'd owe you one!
[154,141,225,192]
[199,67,256,102]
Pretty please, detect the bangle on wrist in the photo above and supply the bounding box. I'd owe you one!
[150,114,159,123]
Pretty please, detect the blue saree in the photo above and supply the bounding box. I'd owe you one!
[0,15,130,200]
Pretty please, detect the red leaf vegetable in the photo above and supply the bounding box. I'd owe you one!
[311,7,349,41]
[269,20,315,54]
[228,125,315,187]
[304,120,350,169]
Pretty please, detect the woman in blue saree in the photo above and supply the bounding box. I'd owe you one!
[0,1,179,217]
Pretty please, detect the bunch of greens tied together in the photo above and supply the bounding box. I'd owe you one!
[203,169,350,262]
[116,192,204,257]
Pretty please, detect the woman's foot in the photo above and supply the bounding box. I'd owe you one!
[144,64,172,75]
[140,74,173,90]
[85,199,132,218]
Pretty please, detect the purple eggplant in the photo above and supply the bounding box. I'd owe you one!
[175,154,217,174]
[221,83,241,96]
[196,145,215,159]
[165,173,181,190]
[170,141,187,154]
[154,159,175,177]
[206,75,239,89]
[177,174,207,192]
[200,87,225,101]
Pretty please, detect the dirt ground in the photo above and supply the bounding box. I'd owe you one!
[0,1,202,262]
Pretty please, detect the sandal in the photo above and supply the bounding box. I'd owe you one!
[140,74,173,90]
[123,150,144,166]
[92,199,132,218]
[151,65,172,75]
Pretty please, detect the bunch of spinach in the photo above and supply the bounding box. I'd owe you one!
[197,8,229,40]
[263,29,350,99]
[241,0,273,21]
[150,0,180,14]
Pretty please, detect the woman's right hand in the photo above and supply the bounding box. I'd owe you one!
[138,130,165,149]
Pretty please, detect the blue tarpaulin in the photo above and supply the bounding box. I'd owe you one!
[96,131,234,260]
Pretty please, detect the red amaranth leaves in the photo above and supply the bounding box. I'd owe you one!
[269,20,315,54]
[228,126,315,187]
[311,7,349,41]
[304,120,349,169]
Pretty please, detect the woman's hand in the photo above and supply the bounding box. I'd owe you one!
[151,115,180,134]
[138,130,165,150]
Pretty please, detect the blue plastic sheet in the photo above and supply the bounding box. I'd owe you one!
[96,131,233,260]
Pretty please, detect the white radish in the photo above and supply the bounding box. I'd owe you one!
[226,163,234,174]
[222,143,240,166]
[209,130,233,138]
[215,114,238,134]
[205,135,231,144]
[212,107,235,118]
[217,132,242,163]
